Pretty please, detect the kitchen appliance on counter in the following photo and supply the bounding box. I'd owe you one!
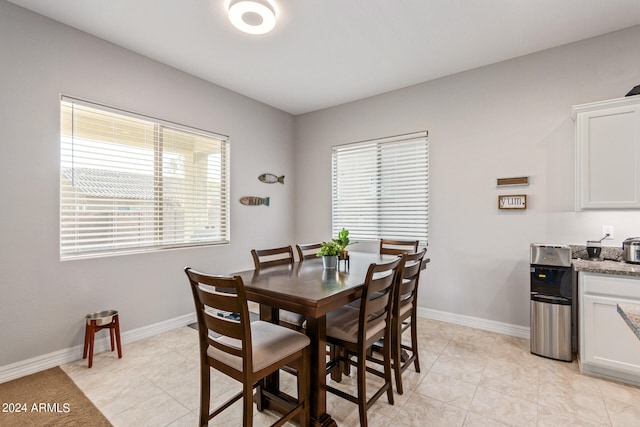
[623,238,640,264]
[586,233,610,260]
[530,243,574,362]
[586,241,602,260]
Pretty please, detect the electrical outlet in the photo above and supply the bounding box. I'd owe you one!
[602,225,614,240]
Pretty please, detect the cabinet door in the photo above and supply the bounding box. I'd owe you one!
[574,98,640,210]
[582,293,640,373]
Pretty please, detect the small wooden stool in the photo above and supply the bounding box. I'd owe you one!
[83,310,122,368]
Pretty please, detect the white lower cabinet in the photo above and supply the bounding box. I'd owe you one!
[579,272,640,385]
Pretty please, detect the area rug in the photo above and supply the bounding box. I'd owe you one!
[0,367,112,427]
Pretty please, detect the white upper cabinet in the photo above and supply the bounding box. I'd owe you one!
[573,96,640,210]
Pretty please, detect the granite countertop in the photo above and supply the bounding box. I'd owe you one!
[570,244,640,277]
[572,259,640,277]
[618,303,640,340]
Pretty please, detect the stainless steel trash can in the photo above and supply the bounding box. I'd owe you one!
[530,297,572,361]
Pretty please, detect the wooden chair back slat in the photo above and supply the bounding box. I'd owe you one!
[206,335,245,358]
[251,246,295,270]
[196,286,242,313]
[398,280,417,300]
[202,309,245,342]
[366,292,391,322]
[296,243,322,261]
[379,239,420,255]
[400,259,422,281]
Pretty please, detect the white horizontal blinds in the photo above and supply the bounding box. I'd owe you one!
[60,97,229,259]
[332,132,429,244]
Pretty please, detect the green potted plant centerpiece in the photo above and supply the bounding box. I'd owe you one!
[317,240,341,269]
[317,228,352,268]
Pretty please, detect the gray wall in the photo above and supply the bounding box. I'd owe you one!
[0,1,295,366]
[294,26,640,327]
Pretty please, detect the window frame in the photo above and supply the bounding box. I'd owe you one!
[331,131,429,246]
[59,96,230,260]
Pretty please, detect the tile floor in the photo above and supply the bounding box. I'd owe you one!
[61,318,640,426]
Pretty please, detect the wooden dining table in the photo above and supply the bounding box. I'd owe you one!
[232,251,397,427]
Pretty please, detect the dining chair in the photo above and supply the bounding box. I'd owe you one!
[184,267,310,427]
[251,246,305,330]
[251,245,295,270]
[391,248,427,394]
[379,239,419,255]
[324,257,401,427]
[295,242,322,261]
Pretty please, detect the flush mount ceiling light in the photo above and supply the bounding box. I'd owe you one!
[228,0,277,35]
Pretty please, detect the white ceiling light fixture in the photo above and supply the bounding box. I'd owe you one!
[228,0,277,35]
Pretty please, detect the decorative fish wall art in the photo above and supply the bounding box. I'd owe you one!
[258,173,285,184]
[240,196,270,206]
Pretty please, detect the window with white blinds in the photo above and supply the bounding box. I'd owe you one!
[331,131,429,245]
[60,96,229,259]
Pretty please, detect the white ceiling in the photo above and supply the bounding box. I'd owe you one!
[7,0,640,114]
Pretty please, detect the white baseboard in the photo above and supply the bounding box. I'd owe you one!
[417,307,530,339]
[0,312,196,384]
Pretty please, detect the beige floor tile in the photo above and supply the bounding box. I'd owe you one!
[442,335,495,362]
[393,392,467,427]
[342,394,402,422]
[493,333,530,348]
[342,407,410,427]
[329,364,402,419]
[463,411,512,427]
[480,361,539,403]
[86,373,167,418]
[430,355,487,384]
[158,327,200,360]
[393,371,429,398]
[324,391,360,424]
[490,337,543,368]
[605,397,640,427]
[61,351,132,389]
[469,386,537,427]
[162,376,201,411]
[145,353,198,390]
[107,392,190,427]
[205,399,292,427]
[539,359,593,384]
[165,411,198,427]
[599,378,640,407]
[419,318,467,338]
[415,372,477,410]
[416,347,440,367]
[419,334,454,354]
[454,327,501,341]
[538,381,609,424]
[537,403,611,427]
[123,347,186,380]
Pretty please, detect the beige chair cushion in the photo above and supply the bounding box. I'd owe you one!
[207,320,310,372]
[280,309,305,326]
[326,306,386,344]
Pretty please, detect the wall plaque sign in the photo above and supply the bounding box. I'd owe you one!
[498,194,527,210]
[497,176,529,187]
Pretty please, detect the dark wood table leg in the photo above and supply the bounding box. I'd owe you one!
[306,316,337,427]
